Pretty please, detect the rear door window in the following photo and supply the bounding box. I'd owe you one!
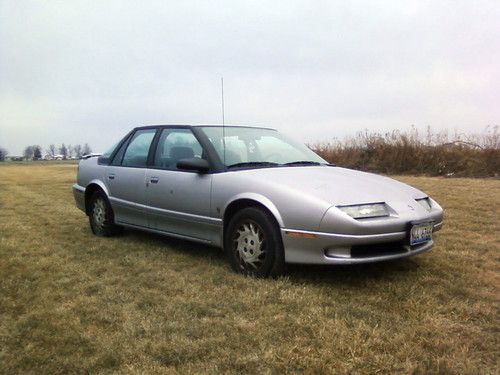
[121,129,156,167]
[110,134,131,166]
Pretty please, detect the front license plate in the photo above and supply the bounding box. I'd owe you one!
[410,222,433,246]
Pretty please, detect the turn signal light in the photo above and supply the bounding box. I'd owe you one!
[285,231,317,238]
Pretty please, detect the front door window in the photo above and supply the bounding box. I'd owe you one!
[153,129,205,170]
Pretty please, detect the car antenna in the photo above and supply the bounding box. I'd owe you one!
[221,76,226,167]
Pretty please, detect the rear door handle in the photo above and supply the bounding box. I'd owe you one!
[150,177,159,184]
[108,174,115,180]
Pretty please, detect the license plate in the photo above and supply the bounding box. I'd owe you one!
[410,222,433,246]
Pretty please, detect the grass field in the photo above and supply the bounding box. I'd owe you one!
[0,164,498,374]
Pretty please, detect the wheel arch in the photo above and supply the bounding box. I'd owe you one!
[222,193,285,231]
[84,180,109,216]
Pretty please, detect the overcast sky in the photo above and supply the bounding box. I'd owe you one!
[0,0,498,155]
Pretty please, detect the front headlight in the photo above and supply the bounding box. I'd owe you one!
[337,203,389,219]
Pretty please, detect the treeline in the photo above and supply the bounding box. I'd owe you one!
[0,147,7,161]
[0,143,92,161]
[312,126,499,178]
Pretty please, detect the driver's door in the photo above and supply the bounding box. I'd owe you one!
[145,128,218,243]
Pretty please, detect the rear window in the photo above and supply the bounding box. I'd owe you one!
[121,129,156,167]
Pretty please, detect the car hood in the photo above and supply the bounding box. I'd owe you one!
[230,166,427,206]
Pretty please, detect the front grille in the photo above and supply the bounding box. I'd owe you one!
[350,241,407,258]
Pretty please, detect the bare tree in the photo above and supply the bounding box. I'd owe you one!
[33,145,42,160]
[67,144,74,159]
[48,144,56,158]
[83,143,92,155]
[59,144,68,159]
[73,144,83,159]
[23,146,34,160]
[0,147,7,161]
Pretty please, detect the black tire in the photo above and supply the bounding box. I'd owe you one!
[88,191,120,237]
[224,207,285,277]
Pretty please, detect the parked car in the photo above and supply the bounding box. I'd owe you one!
[73,125,443,277]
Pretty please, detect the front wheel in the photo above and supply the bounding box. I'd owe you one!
[225,207,285,277]
[88,191,120,236]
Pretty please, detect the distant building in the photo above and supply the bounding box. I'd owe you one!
[6,156,24,161]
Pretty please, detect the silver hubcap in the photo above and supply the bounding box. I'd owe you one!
[92,198,106,230]
[233,221,266,270]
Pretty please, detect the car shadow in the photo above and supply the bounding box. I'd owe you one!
[121,228,226,263]
[286,259,422,286]
[120,228,423,285]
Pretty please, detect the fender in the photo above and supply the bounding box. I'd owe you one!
[86,178,110,197]
[223,192,285,228]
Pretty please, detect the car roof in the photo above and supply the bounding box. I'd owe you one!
[133,124,277,131]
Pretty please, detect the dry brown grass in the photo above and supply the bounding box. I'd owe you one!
[0,164,499,374]
[312,126,500,177]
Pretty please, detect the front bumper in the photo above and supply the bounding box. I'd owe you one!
[281,222,442,265]
[72,184,86,213]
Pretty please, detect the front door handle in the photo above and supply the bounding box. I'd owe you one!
[108,174,115,180]
[150,177,159,184]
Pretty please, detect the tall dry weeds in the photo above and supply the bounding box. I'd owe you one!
[312,126,499,177]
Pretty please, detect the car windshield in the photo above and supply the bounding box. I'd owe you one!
[200,127,327,168]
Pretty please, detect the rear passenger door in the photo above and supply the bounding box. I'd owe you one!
[105,128,157,227]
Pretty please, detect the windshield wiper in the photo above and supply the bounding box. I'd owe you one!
[227,161,279,169]
[283,161,323,166]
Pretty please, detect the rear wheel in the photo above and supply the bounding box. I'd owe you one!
[89,191,120,236]
[225,207,285,277]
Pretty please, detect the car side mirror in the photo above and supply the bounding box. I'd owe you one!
[177,158,210,173]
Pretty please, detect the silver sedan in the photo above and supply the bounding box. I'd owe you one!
[73,125,443,277]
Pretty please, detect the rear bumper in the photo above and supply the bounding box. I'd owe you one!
[282,222,442,264]
[72,184,86,213]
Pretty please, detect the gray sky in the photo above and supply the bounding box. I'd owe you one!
[1,0,498,155]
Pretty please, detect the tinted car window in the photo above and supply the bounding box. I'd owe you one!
[98,141,119,164]
[121,129,156,167]
[98,133,132,165]
[110,134,131,166]
[153,129,204,169]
